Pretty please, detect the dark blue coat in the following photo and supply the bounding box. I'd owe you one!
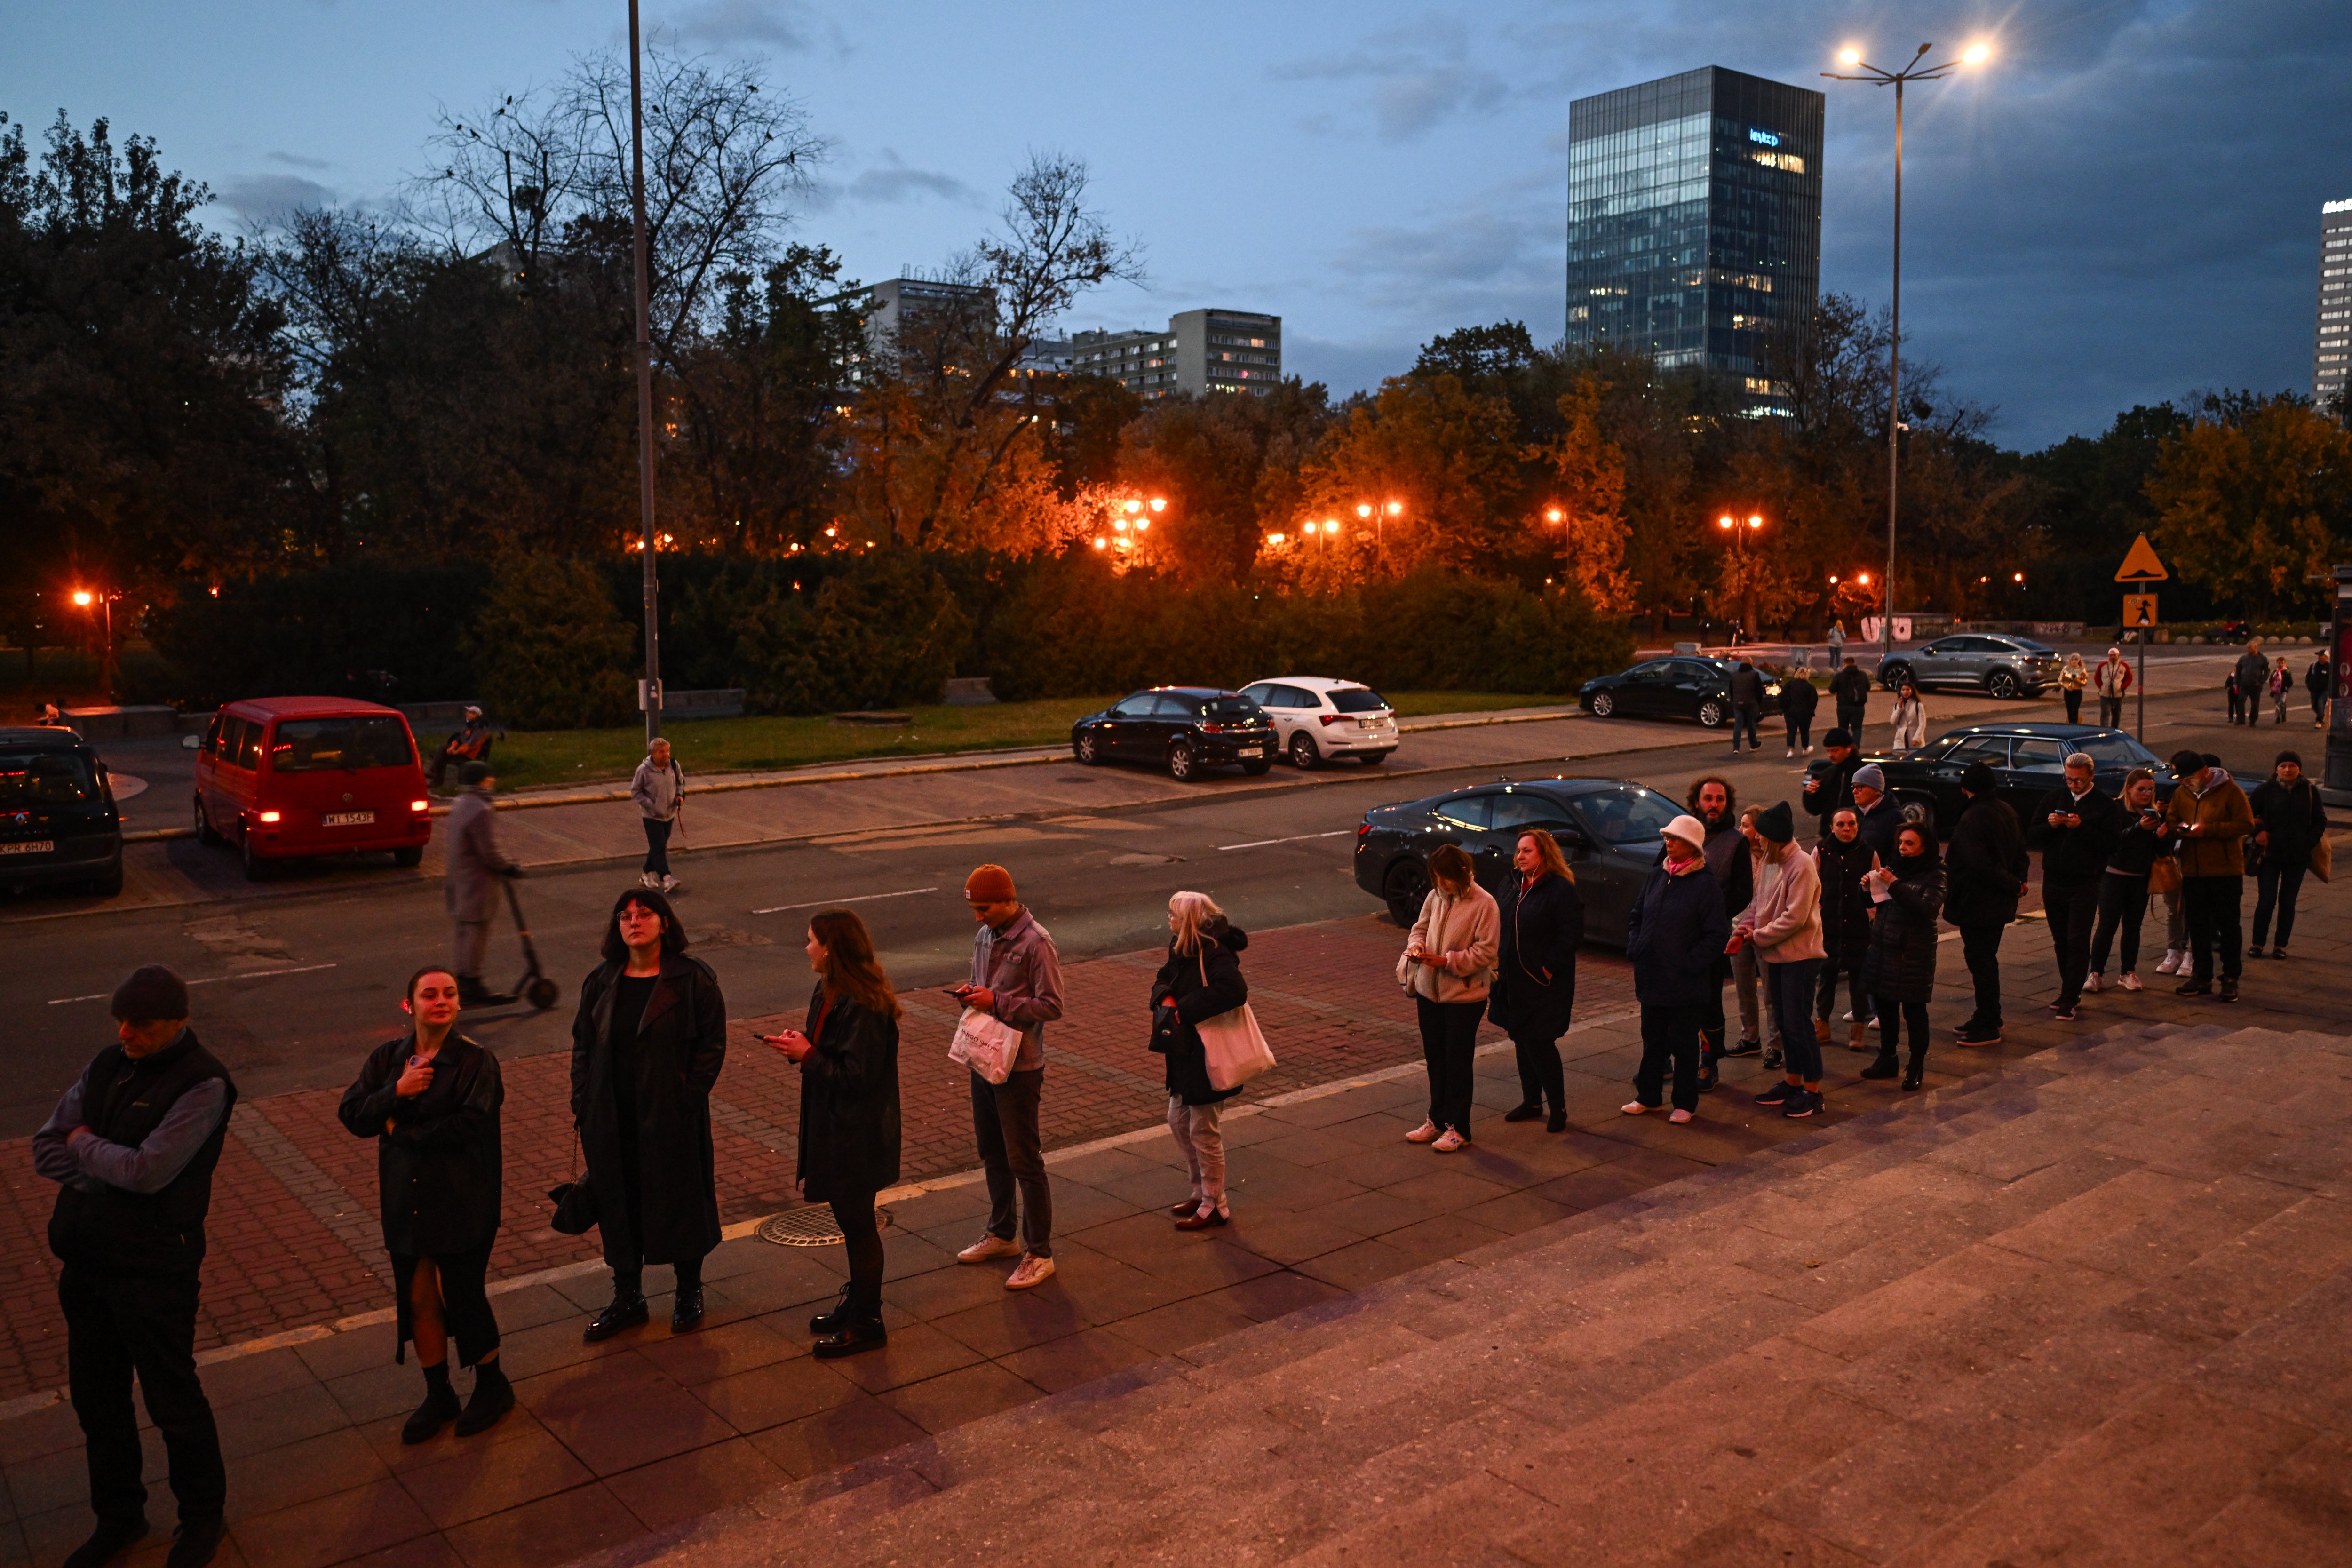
[1627,862,1733,1008]
[1488,872,1584,1042]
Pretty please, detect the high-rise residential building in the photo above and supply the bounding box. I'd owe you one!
[1072,309,1282,398]
[834,276,994,385]
[2317,199,2352,407]
[1565,66,1823,416]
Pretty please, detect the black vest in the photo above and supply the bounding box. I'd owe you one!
[48,1032,239,1273]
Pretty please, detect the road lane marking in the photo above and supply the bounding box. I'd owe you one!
[48,962,340,1005]
[753,886,938,916]
[1217,830,1354,850]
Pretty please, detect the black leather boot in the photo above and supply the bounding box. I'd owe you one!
[402,1366,461,1444]
[671,1287,706,1333]
[812,1311,887,1360]
[1901,1052,1925,1091]
[61,1519,147,1568]
[455,1360,514,1436]
[809,1286,854,1336]
[1859,1047,1900,1081]
[583,1293,649,1343]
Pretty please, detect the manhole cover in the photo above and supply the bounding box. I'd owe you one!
[755,1204,893,1246]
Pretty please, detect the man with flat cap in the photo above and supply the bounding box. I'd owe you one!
[949,865,1063,1291]
[33,967,238,1568]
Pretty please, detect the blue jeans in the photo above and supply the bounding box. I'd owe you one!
[1765,959,1824,1081]
[2252,860,2308,947]
[1731,705,1762,752]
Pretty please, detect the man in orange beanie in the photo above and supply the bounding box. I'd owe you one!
[950,865,1064,1289]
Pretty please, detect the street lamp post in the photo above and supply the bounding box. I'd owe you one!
[71,589,118,705]
[627,0,663,745]
[1716,513,1765,641]
[1825,39,1990,665]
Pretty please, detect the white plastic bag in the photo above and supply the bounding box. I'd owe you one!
[1196,1004,1275,1092]
[949,1006,1023,1085]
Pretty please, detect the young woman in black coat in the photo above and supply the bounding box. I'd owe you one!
[1150,891,1248,1229]
[570,888,728,1343]
[763,908,901,1359]
[1814,808,1878,1053]
[337,966,512,1443]
[1488,830,1584,1133]
[1860,824,1945,1090]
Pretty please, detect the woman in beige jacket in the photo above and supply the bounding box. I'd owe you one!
[1400,844,1499,1151]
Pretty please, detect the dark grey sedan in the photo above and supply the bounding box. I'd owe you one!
[1878,634,2056,699]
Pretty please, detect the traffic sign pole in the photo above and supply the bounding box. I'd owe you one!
[2115,537,2168,743]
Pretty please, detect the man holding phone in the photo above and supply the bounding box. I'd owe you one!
[949,865,1063,1290]
[2028,753,2121,1020]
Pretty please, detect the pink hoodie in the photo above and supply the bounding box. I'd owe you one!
[1739,847,1825,963]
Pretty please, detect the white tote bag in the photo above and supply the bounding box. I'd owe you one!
[948,1006,1023,1085]
[1196,1003,1275,1092]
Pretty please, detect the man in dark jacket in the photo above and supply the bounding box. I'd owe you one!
[33,967,235,1568]
[1626,816,1734,1118]
[1802,730,1861,838]
[1944,763,2030,1045]
[1489,830,1585,1132]
[2311,652,2332,730]
[1687,776,1753,1082]
[444,762,521,1009]
[1729,661,1767,755]
[1780,667,1819,757]
[2232,643,2271,726]
[1829,657,1875,739]
[1851,764,1905,863]
[2028,752,2122,1019]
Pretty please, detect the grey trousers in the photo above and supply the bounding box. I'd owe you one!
[1168,1097,1227,1210]
[1732,944,1779,1044]
[971,1069,1051,1257]
[453,920,492,979]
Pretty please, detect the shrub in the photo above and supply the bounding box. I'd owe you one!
[466,555,635,728]
[146,563,490,710]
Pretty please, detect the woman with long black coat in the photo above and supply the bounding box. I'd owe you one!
[1859,823,1945,1091]
[338,966,512,1443]
[1489,829,1584,1132]
[1814,808,1878,1053]
[1150,891,1249,1229]
[571,887,727,1343]
[762,908,901,1359]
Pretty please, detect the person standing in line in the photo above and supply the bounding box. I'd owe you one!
[2233,641,2271,727]
[2308,648,2331,730]
[1490,830,1584,1133]
[336,968,511,1442]
[1829,657,1875,743]
[1687,777,1754,1086]
[1801,728,1862,838]
[445,761,522,1010]
[571,888,727,1341]
[2087,769,2167,994]
[1623,814,1731,1123]
[1399,844,1499,1151]
[2249,750,2328,960]
[1737,803,1828,1119]
[1859,823,1945,1091]
[763,909,901,1358]
[33,967,234,1568]
[2269,657,2293,725]
[2161,749,2254,1000]
[1734,806,1783,1067]
[1850,764,1906,865]
[1945,762,2030,1046]
[1149,891,1248,1227]
[630,738,684,893]
[1780,663,1819,757]
[2027,753,2121,1021]
[2094,647,2134,728]
[1729,660,1767,756]
[951,865,1063,1289]
[2057,653,2090,724]
[1888,682,1928,751]
[1815,807,1878,1054]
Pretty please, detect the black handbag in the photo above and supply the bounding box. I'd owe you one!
[548,1133,598,1235]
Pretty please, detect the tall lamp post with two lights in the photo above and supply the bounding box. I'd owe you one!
[1717,512,1764,641]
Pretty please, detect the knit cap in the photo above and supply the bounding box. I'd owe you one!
[110,965,190,1023]
[1852,764,1887,793]
[964,864,1017,903]
[1755,802,1795,844]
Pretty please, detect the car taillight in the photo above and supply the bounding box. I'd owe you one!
[410,799,429,812]
[1357,823,1372,840]
[1319,713,1344,726]
[256,810,281,823]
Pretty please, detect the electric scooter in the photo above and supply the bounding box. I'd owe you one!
[503,877,561,1011]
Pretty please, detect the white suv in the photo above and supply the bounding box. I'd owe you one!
[1237,677,1399,769]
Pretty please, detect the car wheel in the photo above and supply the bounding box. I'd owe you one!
[1383,859,1431,928]
[1359,751,1390,766]
[1697,698,1727,728]
[1589,691,1616,717]
[193,796,223,847]
[392,845,424,868]
[1288,732,1320,770]
[1167,740,1198,782]
[1073,731,1102,766]
[1241,759,1272,777]
[1986,670,2021,700]
[1880,661,1912,690]
[240,829,270,883]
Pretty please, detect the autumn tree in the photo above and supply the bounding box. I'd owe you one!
[1116,381,1330,584]
[2148,392,2352,616]
[1295,373,1527,578]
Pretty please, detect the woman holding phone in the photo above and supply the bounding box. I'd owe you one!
[762,909,901,1358]
[1399,844,1499,1151]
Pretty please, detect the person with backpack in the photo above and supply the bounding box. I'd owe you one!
[630,738,685,893]
[1149,891,1249,1228]
[1829,657,1875,742]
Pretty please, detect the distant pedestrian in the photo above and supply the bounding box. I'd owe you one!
[37,699,64,726]
[2233,642,2270,727]
[2269,657,2292,725]
[2309,650,2332,729]
[1829,657,1874,741]
[1850,764,1905,865]
[763,909,901,1358]
[445,762,521,1011]
[1828,620,1847,661]
[630,738,684,893]
[1400,844,1499,1151]
[1945,762,2030,1046]
[1490,830,1584,1133]
[1779,666,1819,756]
[2161,749,2254,1000]
[1624,815,1731,1124]
[34,966,234,1568]
[1729,660,1766,754]
[2088,769,2167,994]
[1801,729,1862,838]
[1888,682,1928,750]
[572,888,727,1341]
[2094,647,2133,727]
[1738,803,1828,1119]
[1149,892,1248,1227]
[2225,667,2245,726]
[429,705,495,792]
[2055,653,2089,723]
[336,967,511,1442]
[1860,823,1945,1090]
[2028,753,2121,1020]
[1687,776,1753,1085]
[2249,750,2328,960]
[951,865,1064,1289]
[1814,807,1877,1054]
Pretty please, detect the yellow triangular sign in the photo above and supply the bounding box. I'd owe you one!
[2115,533,2169,583]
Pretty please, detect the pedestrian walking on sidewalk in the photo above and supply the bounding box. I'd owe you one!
[1150,891,1248,1228]
[572,888,727,1342]
[1815,808,1876,1054]
[2269,657,2293,725]
[34,966,234,1568]
[2089,769,2167,995]
[630,738,685,893]
[2162,750,2254,999]
[336,967,512,1442]
[1829,657,1874,742]
[1737,803,1828,1119]
[2058,653,2090,724]
[763,910,901,1359]
[952,865,1064,1289]
[1625,815,1730,1123]
[1860,824,1944,1090]
[1779,667,1819,756]
[1729,660,1766,755]
[2249,750,2328,960]
[2028,752,2122,1021]
[1945,763,2029,1046]
[445,762,522,1010]
[1400,844,1499,1151]
[2233,642,2271,727]
[2094,647,2133,727]
[1490,830,1584,1133]
[2309,650,2331,729]
[1688,776,1753,1085]
[1888,682,1928,751]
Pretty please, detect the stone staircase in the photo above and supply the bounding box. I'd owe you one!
[592,1022,2352,1566]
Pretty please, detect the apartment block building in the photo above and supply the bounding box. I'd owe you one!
[1072,309,1282,398]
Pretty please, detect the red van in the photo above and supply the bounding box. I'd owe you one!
[193,698,432,880]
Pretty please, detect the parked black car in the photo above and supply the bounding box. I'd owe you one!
[1578,656,1785,728]
[1353,775,1682,939]
[1071,688,1278,781]
[1876,633,2055,698]
[0,726,125,896]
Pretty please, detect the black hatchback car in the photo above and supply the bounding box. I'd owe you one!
[0,726,125,896]
[1070,688,1278,782]
[1579,656,1784,728]
[1353,775,1683,941]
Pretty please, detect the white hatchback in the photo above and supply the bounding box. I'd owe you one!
[1237,677,1400,769]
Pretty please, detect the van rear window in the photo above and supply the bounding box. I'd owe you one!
[269,717,415,772]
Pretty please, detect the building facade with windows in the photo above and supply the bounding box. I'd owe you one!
[1072,309,1282,398]
[2318,198,2352,407]
[1565,66,1823,416]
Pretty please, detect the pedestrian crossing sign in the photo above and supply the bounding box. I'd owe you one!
[2122,594,2157,628]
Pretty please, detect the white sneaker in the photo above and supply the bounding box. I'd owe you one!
[1785,748,1796,759]
[2084,973,2101,994]
[1621,1100,1651,1115]
[2155,950,2183,975]
[638,872,658,889]
[660,874,679,892]
[1668,1108,1694,1124]
[1432,1129,1467,1152]
[1404,1120,1441,1144]
[1003,1254,1057,1290]
[2121,971,2143,992]
[956,1234,1020,1264]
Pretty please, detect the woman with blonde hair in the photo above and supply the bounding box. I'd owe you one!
[1149,891,1250,1228]
[2058,652,2090,724]
[1889,681,1928,750]
[1400,844,1499,1151]
[1489,830,1584,1133]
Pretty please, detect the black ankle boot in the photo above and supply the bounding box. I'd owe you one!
[402,1365,461,1444]
[809,1286,854,1336]
[1901,1055,1925,1091]
[671,1287,706,1333]
[455,1361,513,1437]
[1859,1048,1900,1081]
[583,1292,649,1343]
[812,1311,886,1360]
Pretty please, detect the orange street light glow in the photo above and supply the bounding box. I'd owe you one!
[1148,497,1166,513]
[72,590,94,607]
[1385,501,1402,516]
[1355,503,1372,518]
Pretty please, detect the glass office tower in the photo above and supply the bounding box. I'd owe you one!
[1565,66,1823,415]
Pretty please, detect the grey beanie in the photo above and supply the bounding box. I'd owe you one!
[1852,764,1887,793]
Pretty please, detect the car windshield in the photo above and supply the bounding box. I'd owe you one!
[1329,688,1389,714]
[1573,786,1681,844]
[0,750,97,804]
[2072,733,2158,769]
[1202,696,1259,717]
[268,716,414,772]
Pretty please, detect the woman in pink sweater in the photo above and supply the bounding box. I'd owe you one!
[1398,844,1500,1152]
[1734,802,1828,1119]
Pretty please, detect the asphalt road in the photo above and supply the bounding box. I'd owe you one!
[0,685,2316,1137]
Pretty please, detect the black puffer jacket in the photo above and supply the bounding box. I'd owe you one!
[1861,851,1946,1004]
[1944,794,2028,927]
[1780,677,1819,723]
[1151,923,1248,1106]
[1815,836,1878,954]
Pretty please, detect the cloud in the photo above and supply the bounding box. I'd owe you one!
[667,0,847,55]
[216,173,336,223]
[267,151,331,171]
[808,150,981,212]
[1273,16,1508,139]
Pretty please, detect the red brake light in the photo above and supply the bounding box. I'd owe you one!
[1357,822,1372,839]
[410,799,429,812]
[256,810,281,824]
[1319,713,1344,726]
